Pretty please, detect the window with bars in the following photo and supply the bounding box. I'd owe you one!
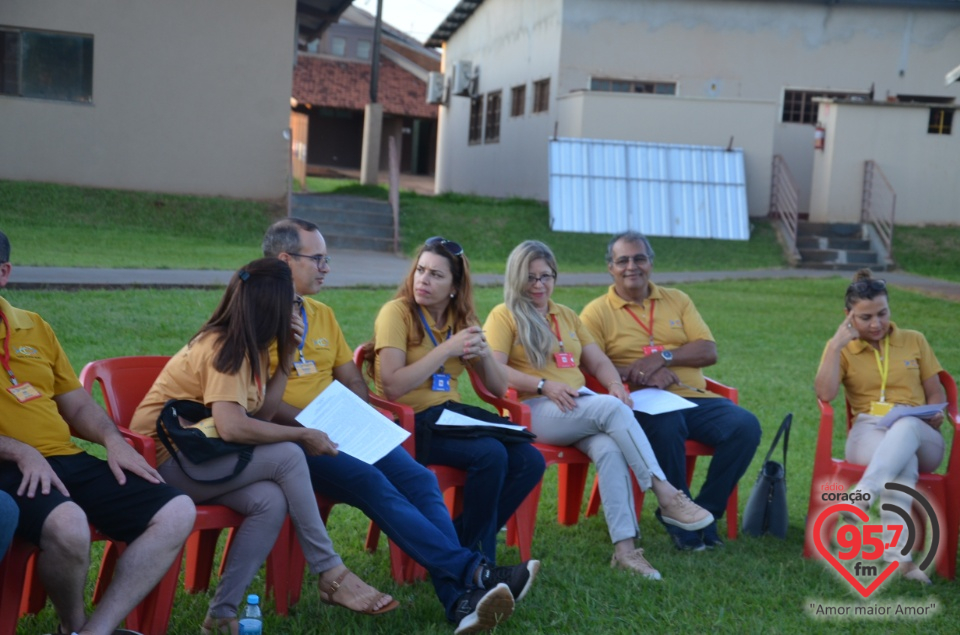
[590,78,676,95]
[781,89,869,124]
[468,95,483,144]
[484,91,501,143]
[533,78,550,113]
[928,108,953,135]
[510,84,525,117]
[0,27,93,103]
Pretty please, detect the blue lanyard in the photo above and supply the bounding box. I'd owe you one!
[298,303,307,362]
[417,306,451,372]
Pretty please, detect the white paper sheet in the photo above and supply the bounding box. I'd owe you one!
[629,388,698,415]
[295,380,410,464]
[435,408,528,432]
[876,402,948,429]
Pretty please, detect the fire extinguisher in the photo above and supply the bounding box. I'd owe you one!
[814,124,825,151]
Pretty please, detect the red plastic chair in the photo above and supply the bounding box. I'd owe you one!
[582,374,740,540]
[78,356,297,629]
[466,367,593,543]
[353,346,478,584]
[803,369,960,579]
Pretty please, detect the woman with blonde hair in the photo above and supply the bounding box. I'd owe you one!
[483,240,712,580]
[814,268,946,584]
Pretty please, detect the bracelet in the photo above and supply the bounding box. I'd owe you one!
[607,381,624,390]
[537,378,547,395]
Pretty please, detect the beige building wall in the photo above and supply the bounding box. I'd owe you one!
[557,92,777,216]
[810,101,960,225]
[437,0,960,218]
[0,0,296,199]
[435,0,563,199]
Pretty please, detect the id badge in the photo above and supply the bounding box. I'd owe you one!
[869,401,894,416]
[8,382,42,403]
[554,352,576,368]
[432,373,451,392]
[293,360,318,376]
[643,344,664,356]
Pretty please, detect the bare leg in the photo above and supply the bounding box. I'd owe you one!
[650,476,679,501]
[318,563,395,612]
[79,495,195,635]
[36,502,91,633]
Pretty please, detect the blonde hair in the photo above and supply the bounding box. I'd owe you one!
[504,240,557,369]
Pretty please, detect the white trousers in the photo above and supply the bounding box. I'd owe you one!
[527,394,667,544]
[846,414,945,562]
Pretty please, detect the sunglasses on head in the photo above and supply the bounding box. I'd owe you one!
[850,279,886,294]
[425,236,464,258]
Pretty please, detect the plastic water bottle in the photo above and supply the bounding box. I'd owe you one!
[238,594,263,635]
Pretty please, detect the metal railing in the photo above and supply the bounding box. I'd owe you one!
[769,154,800,263]
[861,160,896,260]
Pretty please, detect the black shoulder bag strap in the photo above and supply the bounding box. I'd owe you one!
[763,413,792,477]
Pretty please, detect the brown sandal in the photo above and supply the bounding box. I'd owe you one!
[318,569,400,615]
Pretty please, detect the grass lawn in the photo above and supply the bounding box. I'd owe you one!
[5,277,960,634]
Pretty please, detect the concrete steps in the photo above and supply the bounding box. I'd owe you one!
[796,222,889,272]
[291,194,396,253]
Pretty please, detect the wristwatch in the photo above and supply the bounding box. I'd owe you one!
[537,378,547,395]
[660,350,673,367]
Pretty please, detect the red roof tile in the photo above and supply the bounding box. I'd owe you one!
[293,55,438,119]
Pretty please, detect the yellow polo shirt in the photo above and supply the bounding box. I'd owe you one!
[825,323,942,417]
[0,295,83,457]
[484,301,593,400]
[130,331,266,466]
[580,283,717,399]
[268,297,353,410]
[373,298,465,413]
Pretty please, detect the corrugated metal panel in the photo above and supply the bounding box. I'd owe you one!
[549,138,749,240]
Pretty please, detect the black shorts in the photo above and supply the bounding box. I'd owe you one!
[0,453,183,545]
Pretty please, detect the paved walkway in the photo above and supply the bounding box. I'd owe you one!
[8,250,960,301]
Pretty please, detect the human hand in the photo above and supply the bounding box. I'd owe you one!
[543,380,580,413]
[644,367,680,390]
[926,411,945,430]
[300,429,339,456]
[449,326,489,361]
[104,436,163,485]
[624,357,663,387]
[830,315,859,350]
[607,382,633,408]
[16,445,70,498]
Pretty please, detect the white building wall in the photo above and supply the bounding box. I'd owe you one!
[810,101,960,225]
[0,0,296,199]
[435,0,563,199]
[435,0,960,219]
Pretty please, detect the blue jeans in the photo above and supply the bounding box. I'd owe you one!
[634,398,761,519]
[0,490,17,556]
[304,446,484,620]
[415,402,546,563]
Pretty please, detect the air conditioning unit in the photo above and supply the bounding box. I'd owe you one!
[452,60,474,96]
[426,71,445,104]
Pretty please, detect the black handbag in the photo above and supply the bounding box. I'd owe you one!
[741,413,792,539]
[156,399,254,484]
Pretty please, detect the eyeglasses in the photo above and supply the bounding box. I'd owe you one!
[425,236,464,258]
[288,253,331,269]
[850,279,886,293]
[293,295,304,310]
[612,254,651,268]
[527,273,556,285]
